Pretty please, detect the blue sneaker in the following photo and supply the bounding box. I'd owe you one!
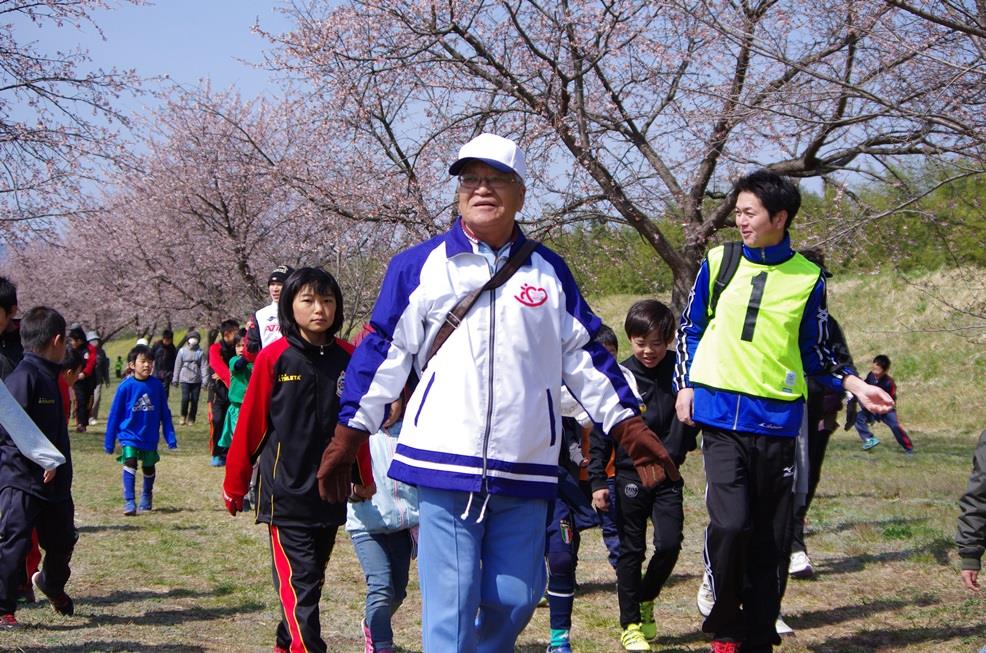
[862,437,881,451]
[210,456,223,467]
[123,499,137,516]
[547,643,573,653]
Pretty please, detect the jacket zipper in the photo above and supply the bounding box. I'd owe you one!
[480,255,502,494]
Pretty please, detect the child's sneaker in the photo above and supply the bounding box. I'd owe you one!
[788,550,814,579]
[210,456,223,467]
[696,572,714,617]
[775,614,794,636]
[0,613,20,630]
[639,600,656,640]
[361,619,373,653]
[32,571,74,615]
[620,623,651,651]
[138,495,153,512]
[123,499,137,516]
[548,628,572,652]
[862,437,881,451]
[710,641,740,653]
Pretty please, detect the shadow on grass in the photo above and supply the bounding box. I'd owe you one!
[577,571,700,599]
[36,599,266,633]
[77,524,139,533]
[17,641,206,652]
[807,623,984,652]
[663,571,701,589]
[814,538,952,575]
[83,587,221,607]
[77,517,201,533]
[652,629,710,649]
[91,600,266,627]
[804,515,927,537]
[573,579,615,597]
[791,594,938,629]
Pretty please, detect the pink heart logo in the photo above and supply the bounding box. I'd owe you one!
[515,283,548,307]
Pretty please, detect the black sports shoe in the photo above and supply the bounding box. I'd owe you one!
[32,571,74,616]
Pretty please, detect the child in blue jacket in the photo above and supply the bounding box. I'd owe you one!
[104,344,177,515]
[348,418,419,653]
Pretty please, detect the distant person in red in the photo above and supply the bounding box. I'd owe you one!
[207,320,240,467]
[67,326,98,433]
[852,354,914,454]
[223,267,353,653]
[244,265,293,363]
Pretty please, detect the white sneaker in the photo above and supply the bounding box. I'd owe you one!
[88,418,97,426]
[775,614,795,637]
[696,572,714,617]
[789,550,815,579]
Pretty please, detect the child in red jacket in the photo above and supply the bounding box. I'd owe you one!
[222,267,354,653]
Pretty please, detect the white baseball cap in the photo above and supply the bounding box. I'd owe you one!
[448,133,526,182]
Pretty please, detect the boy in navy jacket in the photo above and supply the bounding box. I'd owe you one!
[853,354,914,453]
[0,307,77,628]
[104,344,177,515]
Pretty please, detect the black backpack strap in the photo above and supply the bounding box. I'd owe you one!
[708,241,742,320]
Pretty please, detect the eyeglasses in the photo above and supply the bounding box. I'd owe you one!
[458,174,518,190]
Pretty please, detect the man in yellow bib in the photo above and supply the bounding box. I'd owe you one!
[673,170,893,653]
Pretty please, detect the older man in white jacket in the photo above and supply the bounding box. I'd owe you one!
[318,133,678,653]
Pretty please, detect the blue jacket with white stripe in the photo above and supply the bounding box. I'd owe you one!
[337,218,640,499]
[673,235,855,437]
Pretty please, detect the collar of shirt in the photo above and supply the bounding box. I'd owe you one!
[462,227,514,273]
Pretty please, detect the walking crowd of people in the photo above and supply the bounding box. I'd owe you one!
[0,134,982,653]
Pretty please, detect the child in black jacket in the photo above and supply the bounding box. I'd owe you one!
[222,268,354,653]
[0,307,77,628]
[588,300,696,650]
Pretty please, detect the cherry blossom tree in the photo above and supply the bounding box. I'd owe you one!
[4,85,397,334]
[0,0,140,243]
[262,0,986,308]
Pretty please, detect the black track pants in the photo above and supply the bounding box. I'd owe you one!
[700,428,795,653]
[268,523,337,653]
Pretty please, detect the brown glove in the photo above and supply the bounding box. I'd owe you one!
[610,416,681,489]
[317,424,370,503]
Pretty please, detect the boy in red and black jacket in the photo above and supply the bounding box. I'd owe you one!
[853,354,914,453]
[222,267,356,653]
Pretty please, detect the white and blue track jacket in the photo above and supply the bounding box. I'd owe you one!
[337,218,640,499]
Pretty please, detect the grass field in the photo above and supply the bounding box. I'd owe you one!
[3,269,984,652]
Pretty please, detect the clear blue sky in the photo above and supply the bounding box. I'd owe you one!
[24,0,297,103]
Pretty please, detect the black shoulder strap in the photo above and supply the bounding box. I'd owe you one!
[709,241,742,319]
